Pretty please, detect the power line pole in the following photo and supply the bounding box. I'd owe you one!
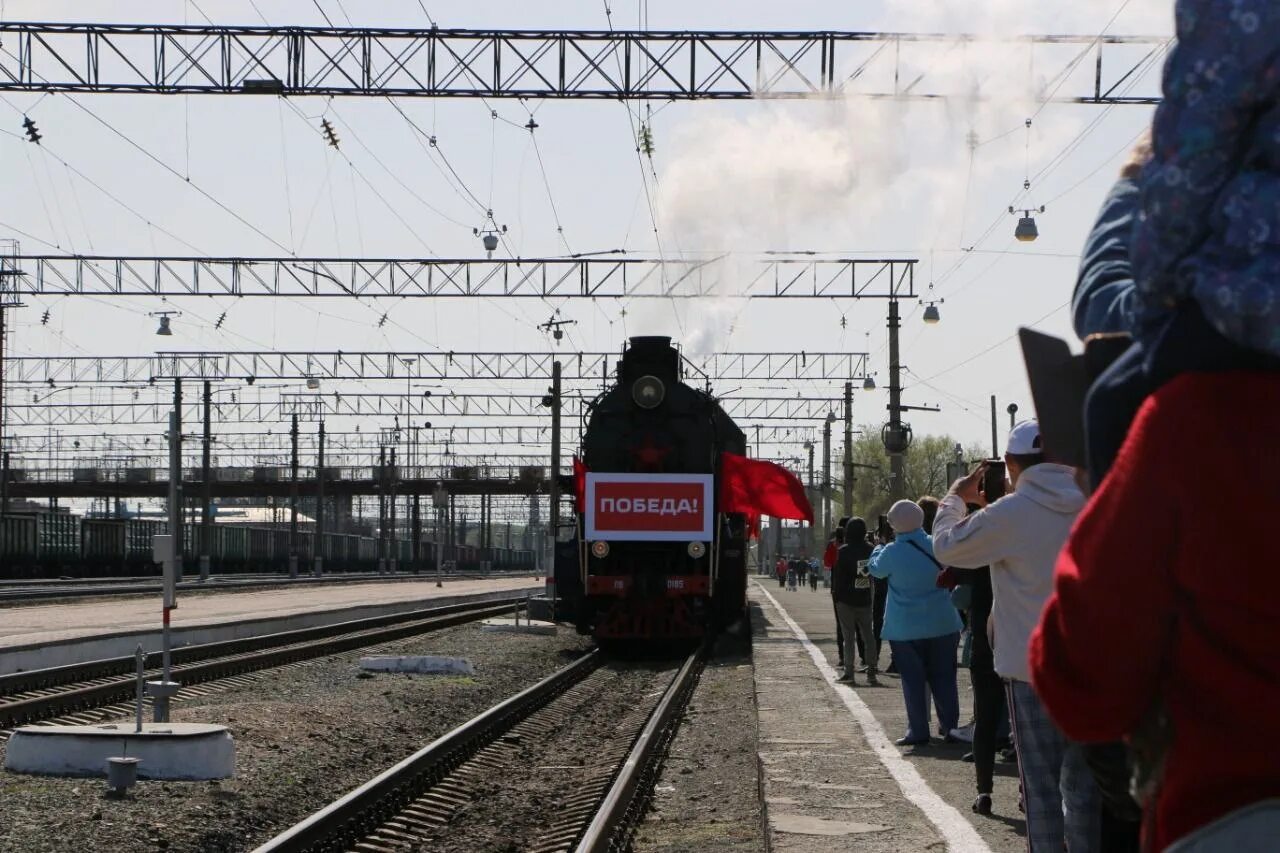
[548,360,561,571]
[289,412,299,579]
[842,381,853,517]
[990,395,999,457]
[377,445,387,574]
[887,299,905,502]
[821,413,832,536]
[315,420,325,577]
[0,302,9,519]
[411,428,421,573]
[0,300,6,518]
[389,445,398,573]
[200,380,212,582]
[805,440,815,556]
[170,378,184,578]
[0,251,21,519]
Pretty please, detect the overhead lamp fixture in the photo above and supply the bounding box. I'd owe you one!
[863,374,877,391]
[1010,206,1045,242]
[473,209,508,258]
[151,310,180,336]
[305,377,321,390]
[921,283,943,325]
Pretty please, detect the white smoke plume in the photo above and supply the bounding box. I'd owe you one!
[645,1,1171,355]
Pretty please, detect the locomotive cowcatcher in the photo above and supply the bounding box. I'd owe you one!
[554,336,749,643]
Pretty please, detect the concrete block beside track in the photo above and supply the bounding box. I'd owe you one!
[5,722,235,780]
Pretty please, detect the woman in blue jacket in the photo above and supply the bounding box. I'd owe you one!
[870,500,963,746]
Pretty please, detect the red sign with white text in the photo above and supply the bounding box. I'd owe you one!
[585,473,714,541]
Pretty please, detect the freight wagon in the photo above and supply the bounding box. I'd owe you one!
[0,511,535,579]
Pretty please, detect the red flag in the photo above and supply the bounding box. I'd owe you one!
[745,511,761,540]
[572,456,588,511]
[719,452,814,524]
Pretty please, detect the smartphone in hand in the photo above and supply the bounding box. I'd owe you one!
[979,459,1007,502]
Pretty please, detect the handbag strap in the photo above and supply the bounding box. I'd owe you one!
[904,538,944,571]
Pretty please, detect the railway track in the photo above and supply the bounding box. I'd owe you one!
[0,570,539,604]
[255,646,706,853]
[0,594,528,738]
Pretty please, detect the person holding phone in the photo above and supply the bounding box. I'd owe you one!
[931,421,1100,852]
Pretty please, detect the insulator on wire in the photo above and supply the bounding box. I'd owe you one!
[320,118,340,149]
[41,310,50,325]
[22,116,41,144]
[637,124,655,157]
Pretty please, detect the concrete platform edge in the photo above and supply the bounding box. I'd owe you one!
[0,585,538,676]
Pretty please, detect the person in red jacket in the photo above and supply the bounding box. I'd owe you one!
[1030,372,1280,851]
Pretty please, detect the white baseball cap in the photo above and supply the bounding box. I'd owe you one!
[1006,420,1043,455]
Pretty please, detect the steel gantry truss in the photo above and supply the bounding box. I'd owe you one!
[2,392,845,426]
[0,424,819,454]
[0,23,1166,103]
[0,255,915,300]
[4,350,870,384]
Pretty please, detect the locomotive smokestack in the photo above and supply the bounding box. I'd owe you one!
[622,336,679,384]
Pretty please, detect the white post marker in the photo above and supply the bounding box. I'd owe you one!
[755,582,993,853]
[149,533,181,723]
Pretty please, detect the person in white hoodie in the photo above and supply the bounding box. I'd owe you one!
[932,420,1100,853]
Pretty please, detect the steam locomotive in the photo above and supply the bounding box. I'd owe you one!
[554,336,748,643]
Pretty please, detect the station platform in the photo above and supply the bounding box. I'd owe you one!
[0,577,541,675]
[750,580,1025,853]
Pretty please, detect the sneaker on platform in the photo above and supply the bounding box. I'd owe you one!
[972,794,993,816]
[948,723,975,743]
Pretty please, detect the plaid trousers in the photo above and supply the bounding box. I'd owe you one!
[1007,679,1101,853]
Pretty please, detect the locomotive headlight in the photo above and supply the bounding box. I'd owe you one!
[632,375,665,409]
[591,540,610,559]
[687,541,706,559]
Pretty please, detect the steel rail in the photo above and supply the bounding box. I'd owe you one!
[575,646,708,852]
[0,569,536,603]
[0,593,530,729]
[253,649,603,853]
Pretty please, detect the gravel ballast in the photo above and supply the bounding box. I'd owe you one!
[634,628,766,853]
[0,623,592,852]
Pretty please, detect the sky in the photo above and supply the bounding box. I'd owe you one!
[0,0,1174,474]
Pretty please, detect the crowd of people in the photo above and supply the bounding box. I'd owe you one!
[812,4,1280,851]
[770,553,821,591]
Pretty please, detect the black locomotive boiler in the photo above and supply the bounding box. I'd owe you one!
[555,336,748,642]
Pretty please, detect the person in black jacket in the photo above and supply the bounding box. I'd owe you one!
[941,504,1010,816]
[829,521,847,669]
[833,517,878,685]
[872,516,893,674]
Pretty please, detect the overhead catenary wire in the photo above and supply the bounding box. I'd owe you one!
[916,298,1070,384]
[600,0,681,335]
[0,69,295,256]
[0,125,206,255]
[934,22,1166,299]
